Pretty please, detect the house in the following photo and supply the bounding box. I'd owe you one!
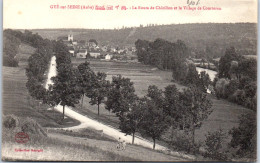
[76,49,88,58]
[102,46,108,52]
[89,51,101,58]
[68,47,75,56]
[105,54,112,60]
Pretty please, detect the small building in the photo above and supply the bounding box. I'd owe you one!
[68,47,75,57]
[76,49,88,58]
[105,54,112,60]
[89,51,101,58]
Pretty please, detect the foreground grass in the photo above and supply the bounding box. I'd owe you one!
[2,129,139,161]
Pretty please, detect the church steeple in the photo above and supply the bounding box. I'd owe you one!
[68,31,73,41]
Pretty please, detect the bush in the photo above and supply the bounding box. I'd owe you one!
[3,115,19,129]
[214,78,229,99]
[229,113,256,158]
[203,129,228,161]
[21,117,47,137]
[232,89,246,105]
[167,130,201,154]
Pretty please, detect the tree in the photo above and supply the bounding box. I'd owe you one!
[139,94,169,150]
[164,85,180,126]
[172,60,188,82]
[184,64,200,85]
[229,112,256,158]
[164,85,183,140]
[89,39,98,46]
[105,75,137,117]
[199,71,211,93]
[77,61,96,108]
[119,97,145,144]
[204,129,228,161]
[218,47,242,79]
[238,58,257,81]
[88,72,110,116]
[178,86,213,153]
[139,85,169,150]
[214,78,229,99]
[48,63,81,120]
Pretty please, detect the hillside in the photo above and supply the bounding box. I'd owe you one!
[30,23,257,57]
[2,40,189,162]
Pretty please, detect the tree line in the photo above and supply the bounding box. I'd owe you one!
[214,46,257,111]
[3,30,21,67]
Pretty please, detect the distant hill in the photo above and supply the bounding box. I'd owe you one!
[30,23,257,58]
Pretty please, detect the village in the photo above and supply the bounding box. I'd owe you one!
[58,34,138,62]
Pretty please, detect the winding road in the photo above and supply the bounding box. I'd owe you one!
[45,56,193,159]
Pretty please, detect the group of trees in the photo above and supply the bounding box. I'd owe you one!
[3,29,56,68]
[211,47,257,160]
[3,30,21,67]
[214,47,257,111]
[135,38,190,71]
[19,30,54,102]
[105,75,213,151]
[135,38,212,90]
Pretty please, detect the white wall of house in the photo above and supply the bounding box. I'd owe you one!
[76,53,87,58]
[105,54,111,60]
[90,52,100,58]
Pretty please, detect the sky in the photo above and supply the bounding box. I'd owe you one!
[3,0,258,29]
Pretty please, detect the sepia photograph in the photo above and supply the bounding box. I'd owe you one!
[2,0,257,161]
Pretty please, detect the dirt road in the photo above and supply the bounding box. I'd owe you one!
[45,56,193,159]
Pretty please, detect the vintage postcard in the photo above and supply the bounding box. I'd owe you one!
[2,0,257,161]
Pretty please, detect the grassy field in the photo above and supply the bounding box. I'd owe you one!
[71,58,254,150]
[2,44,80,128]
[2,125,190,161]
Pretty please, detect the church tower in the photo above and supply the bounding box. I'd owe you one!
[68,34,73,41]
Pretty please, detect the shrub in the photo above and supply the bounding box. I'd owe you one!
[229,112,256,158]
[203,129,228,161]
[3,115,19,129]
[168,130,201,154]
[214,78,229,99]
[232,89,246,105]
[21,117,47,137]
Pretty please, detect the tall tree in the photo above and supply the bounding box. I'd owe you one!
[77,61,95,108]
[139,93,169,150]
[229,112,256,158]
[199,71,211,93]
[178,86,213,153]
[119,97,145,144]
[164,85,182,132]
[88,72,110,116]
[139,85,170,149]
[105,75,136,117]
[218,47,242,79]
[49,63,81,120]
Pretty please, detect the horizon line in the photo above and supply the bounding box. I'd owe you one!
[3,22,257,31]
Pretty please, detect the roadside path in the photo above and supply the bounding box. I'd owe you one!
[45,56,194,159]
